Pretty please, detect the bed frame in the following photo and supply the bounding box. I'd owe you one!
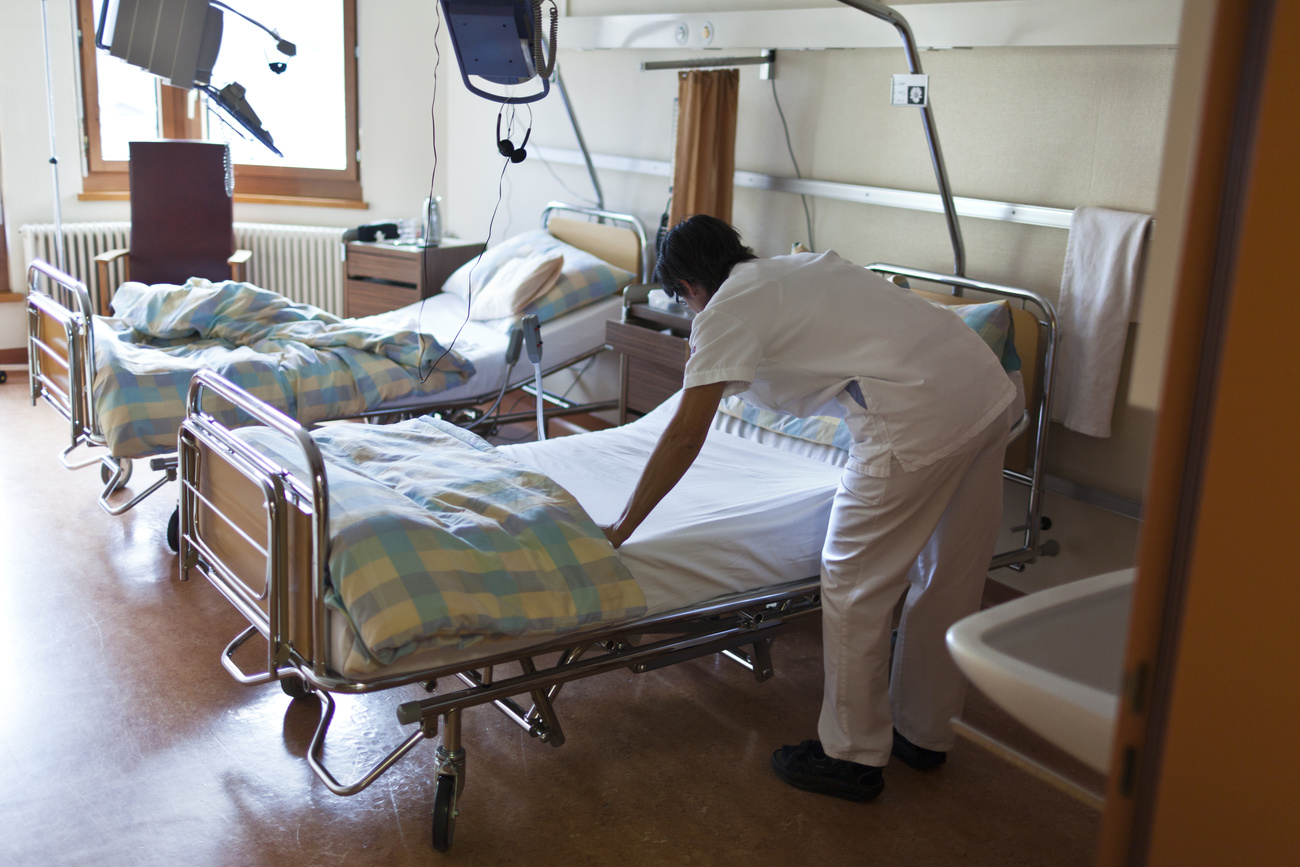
[176,369,821,852]
[24,202,649,522]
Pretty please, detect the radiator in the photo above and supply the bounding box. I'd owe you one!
[20,221,346,315]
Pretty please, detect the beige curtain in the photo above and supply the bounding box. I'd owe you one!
[669,69,740,228]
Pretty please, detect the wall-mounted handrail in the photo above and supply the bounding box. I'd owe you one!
[532,145,1074,231]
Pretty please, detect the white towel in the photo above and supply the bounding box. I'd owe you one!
[1051,206,1152,438]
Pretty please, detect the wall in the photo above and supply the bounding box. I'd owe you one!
[443,1,1178,503]
[1,0,1180,506]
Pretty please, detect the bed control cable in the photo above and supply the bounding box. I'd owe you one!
[462,325,524,433]
[521,314,546,441]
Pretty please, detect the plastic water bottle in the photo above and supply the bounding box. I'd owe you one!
[422,196,442,247]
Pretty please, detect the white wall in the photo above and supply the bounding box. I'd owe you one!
[1,0,1179,502]
[442,3,1177,501]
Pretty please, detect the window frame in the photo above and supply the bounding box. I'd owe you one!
[74,0,362,207]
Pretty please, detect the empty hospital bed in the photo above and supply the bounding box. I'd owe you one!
[171,265,1055,852]
[25,203,648,521]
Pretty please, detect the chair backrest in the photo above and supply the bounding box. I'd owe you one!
[128,140,234,286]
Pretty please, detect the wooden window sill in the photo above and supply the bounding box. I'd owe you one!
[77,191,369,210]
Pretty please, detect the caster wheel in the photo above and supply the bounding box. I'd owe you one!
[1041,516,1053,531]
[101,458,133,490]
[166,507,180,552]
[431,773,458,852]
[0,370,7,384]
[280,676,314,700]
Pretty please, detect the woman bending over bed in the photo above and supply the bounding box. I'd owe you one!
[601,215,1016,804]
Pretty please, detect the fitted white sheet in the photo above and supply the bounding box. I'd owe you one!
[326,392,845,680]
[359,293,623,410]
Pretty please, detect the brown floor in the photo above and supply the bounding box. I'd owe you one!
[1,372,1102,866]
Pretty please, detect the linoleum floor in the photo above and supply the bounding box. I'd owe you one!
[1,373,1104,866]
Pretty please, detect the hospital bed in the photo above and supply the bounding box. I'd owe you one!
[25,203,648,524]
[171,266,1055,852]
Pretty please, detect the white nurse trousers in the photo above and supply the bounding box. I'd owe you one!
[817,411,1010,767]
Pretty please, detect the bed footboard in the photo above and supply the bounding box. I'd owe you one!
[26,260,101,468]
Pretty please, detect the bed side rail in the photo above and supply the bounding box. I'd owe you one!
[179,369,332,681]
[26,259,103,466]
[541,201,650,282]
[866,263,1059,570]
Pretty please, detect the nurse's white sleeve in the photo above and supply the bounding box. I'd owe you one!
[683,309,760,397]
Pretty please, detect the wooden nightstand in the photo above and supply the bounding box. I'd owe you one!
[344,238,484,317]
[605,301,693,422]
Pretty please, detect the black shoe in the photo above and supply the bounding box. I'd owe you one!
[891,728,947,770]
[771,740,884,803]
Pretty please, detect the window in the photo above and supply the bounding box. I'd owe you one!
[75,0,361,205]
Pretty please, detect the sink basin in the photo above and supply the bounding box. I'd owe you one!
[946,568,1135,774]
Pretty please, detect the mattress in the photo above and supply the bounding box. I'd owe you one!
[359,293,623,410]
[326,392,845,680]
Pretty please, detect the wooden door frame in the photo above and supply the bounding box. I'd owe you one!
[1098,0,1300,861]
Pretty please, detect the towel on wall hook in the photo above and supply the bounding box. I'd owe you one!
[1051,206,1153,438]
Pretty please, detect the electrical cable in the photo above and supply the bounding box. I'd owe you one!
[210,1,296,55]
[419,157,509,383]
[770,77,815,253]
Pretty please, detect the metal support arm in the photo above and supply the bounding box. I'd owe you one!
[838,1,965,277]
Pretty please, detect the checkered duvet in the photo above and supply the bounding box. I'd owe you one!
[92,279,475,458]
[236,416,645,669]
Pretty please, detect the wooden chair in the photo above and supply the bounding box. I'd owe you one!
[94,140,251,316]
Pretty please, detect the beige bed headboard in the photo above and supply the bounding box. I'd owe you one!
[544,215,644,280]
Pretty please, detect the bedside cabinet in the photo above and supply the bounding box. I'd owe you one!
[605,316,691,422]
[344,238,485,317]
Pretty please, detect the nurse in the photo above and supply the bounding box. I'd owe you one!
[600,215,1017,802]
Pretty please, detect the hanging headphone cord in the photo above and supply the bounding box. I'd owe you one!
[415,5,443,381]
[770,77,815,253]
[420,157,510,383]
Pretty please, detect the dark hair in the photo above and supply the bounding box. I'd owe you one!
[653,214,757,302]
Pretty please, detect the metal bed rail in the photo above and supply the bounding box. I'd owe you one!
[26,258,179,514]
[26,260,100,467]
[866,262,1059,570]
[176,367,823,851]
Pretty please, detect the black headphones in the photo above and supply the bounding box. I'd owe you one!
[496,107,531,163]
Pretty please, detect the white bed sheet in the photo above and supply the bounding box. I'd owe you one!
[325,392,844,680]
[359,293,623,410]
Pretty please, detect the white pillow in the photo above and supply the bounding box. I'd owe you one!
[467,250,564,321]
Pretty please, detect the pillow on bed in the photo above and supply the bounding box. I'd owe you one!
[465,249,564,320]
[442,229,635,324]
[717,398,853,452]
[938,299,1022,372]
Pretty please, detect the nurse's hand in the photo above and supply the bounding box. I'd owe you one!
[599,523,627,549]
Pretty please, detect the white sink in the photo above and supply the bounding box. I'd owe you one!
[946,568,1135,774]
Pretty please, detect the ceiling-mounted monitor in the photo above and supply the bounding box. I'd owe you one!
[440,0,557,104]
[93,0,289,157]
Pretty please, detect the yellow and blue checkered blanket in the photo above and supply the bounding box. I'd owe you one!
[237,417,644,669]
[93,280,475,457]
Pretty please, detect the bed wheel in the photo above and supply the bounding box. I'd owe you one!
[280,676,314,700]
[431,773,458,852]
[166,508,180,552]
[101,458,133,490]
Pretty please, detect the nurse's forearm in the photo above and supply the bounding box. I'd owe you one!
[604,382,726,547]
